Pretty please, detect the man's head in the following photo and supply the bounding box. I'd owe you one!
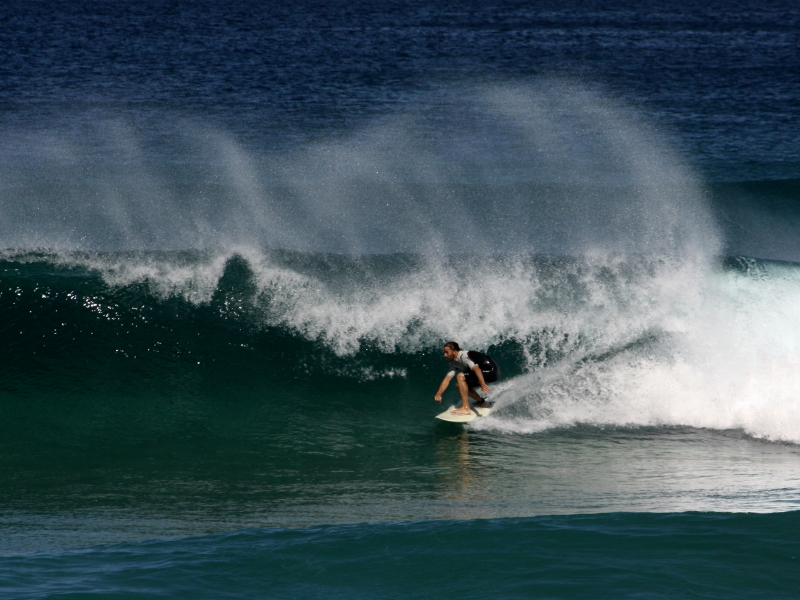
[443,341,461,360]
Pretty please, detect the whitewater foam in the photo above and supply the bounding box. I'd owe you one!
[471,259,800,444]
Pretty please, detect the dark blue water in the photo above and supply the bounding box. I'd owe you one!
[3,0,798,179]
[2,0,800,597]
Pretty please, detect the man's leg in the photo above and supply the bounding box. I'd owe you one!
[451,373,472,414]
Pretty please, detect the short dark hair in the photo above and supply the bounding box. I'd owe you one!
[444,341,461,351]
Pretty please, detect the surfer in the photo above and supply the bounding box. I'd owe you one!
[434,341,499,415]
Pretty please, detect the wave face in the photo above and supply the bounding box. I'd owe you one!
[3,249,800,445]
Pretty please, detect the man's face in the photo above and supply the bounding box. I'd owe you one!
[443,346,457,361]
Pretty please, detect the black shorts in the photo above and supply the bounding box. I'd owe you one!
[463,358,499,387]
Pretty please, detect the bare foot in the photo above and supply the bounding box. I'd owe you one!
[450,407,472,415]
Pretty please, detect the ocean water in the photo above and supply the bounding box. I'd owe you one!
[2,0,800,597]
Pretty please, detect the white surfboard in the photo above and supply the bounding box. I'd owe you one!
[435,403,494,423]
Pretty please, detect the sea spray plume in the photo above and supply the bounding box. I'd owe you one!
[0,120,284,251]
[262,79,719,258]
[477,80,720,258]
[1,79,717,257]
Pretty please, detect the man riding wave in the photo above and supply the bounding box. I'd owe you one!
[434,341,500,415]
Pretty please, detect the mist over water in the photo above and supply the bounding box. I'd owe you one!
[0,80,718,257]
